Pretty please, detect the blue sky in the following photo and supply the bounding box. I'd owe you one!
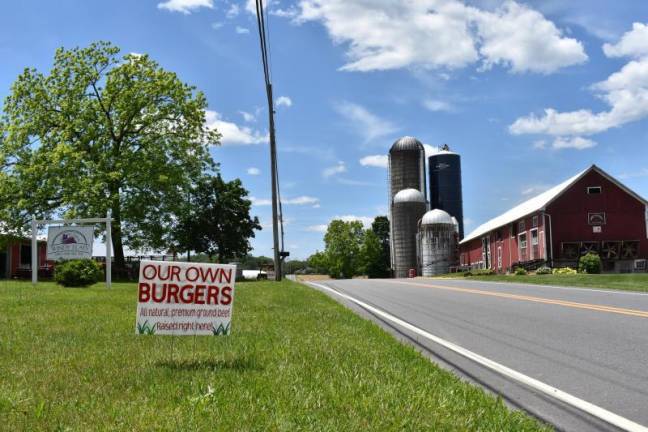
[1,0,648,259]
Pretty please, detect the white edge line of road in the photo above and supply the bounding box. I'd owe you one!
[307,281,648,432]
[424,277,648,297]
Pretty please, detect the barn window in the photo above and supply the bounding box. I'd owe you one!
[532,216,538,227]
[518,220,526,232]
[587,186,602,194]
[20,244,31,268]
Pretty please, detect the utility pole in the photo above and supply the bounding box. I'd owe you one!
[255,0,283,281]
[267,82,282,281]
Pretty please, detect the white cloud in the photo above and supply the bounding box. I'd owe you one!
[521,185,550,196]
[334,101,399,143]
[205,110,267,145]
[359,155,388,168]
[294,0,586,74]
[305,224,328,233]
[276,96,293,107]
[239,111,256,122]
[617,168,648,180]
[552,136,597,150]
[423,99,453,112]
[226,3,240,18]
[247,167,261,175]
[603,23,648,59]
[533,140,546,149]
[211,22,224,30]
[474,2,587,74]
[253,195,321,206]
[236,26,250,34]
[510,23,648,148]
[306,214,375,233]
[322,161,346,178]
[284,196,320,205]
[336,215,374,228]
[158,0,213,14]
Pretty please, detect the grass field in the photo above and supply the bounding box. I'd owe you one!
[0,279,549,431]
[441,273,648,292]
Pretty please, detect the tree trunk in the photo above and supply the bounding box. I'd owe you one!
[111,212,126,269]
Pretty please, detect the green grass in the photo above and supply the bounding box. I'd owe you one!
[0,279,549,431]
[444,273,648,292]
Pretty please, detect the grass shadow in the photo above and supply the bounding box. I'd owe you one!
[156,356,261,372]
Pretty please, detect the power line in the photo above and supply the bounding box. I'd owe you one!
[255,0,285,281]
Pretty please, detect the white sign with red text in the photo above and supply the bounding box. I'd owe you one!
[135,260,236,336]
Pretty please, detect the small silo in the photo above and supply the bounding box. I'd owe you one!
[419,209,457,277]
[389,136,426,202]
[392,188,427,278]
[429,144,464,239]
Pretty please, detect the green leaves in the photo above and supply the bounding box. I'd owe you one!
[0,41,219,262]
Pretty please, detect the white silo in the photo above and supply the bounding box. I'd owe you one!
[419,209,458,276]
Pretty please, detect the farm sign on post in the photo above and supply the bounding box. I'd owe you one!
[46,226,94,260]
[136,260,236,336]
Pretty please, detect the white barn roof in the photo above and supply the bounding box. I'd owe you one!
[460,165,648,244]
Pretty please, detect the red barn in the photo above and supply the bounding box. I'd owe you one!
[0,235,51,279]
[459,165,648,273]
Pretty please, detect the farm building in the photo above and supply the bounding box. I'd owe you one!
[0,235,50,279]
[459,165,648,273]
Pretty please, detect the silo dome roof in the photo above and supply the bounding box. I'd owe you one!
[421,209,454,225]
[390,136,423,153]
[393,188,425,204]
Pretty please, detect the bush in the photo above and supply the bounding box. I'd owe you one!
[579,252,602,274]
[536,266,552,275]
[54,259,103,287]
[552,267,577,275]
[514,267,527,276]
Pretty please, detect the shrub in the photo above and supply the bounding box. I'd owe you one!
[579,252,602,274]
[536,266,552,275]
[552,267,577,275]
[514,267,527,276]
[54,259,103,287]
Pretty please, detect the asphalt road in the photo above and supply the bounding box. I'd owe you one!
[309,278,648,432]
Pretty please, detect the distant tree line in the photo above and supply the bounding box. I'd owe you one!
[307,216,390,279]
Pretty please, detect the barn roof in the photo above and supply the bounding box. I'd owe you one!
[460,165,648,244]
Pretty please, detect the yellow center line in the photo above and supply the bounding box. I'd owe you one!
[383,280,648,319]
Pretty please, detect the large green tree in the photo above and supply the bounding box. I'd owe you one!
[368,216,391,277]
[0,42,219,266]
[173,175,261,262]
[322,220,365,279]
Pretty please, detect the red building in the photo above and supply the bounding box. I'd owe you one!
[459,165,648,273]
[0,235,50,279]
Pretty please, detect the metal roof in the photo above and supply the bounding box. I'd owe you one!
[460,165,648,244]
[390,136,423,153]
[393,188,425,204]
[421,209,454,225]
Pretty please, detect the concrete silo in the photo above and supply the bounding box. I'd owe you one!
[419,209,458,276]
[389,136,427,276]
[389,136,427,202]
[429,144,464,239]
[392,188,427,278]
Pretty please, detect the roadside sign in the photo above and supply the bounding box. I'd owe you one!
[46,226,94,260]
[135,260,236,336]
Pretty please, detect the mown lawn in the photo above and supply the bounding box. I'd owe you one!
[447,273,648,292]
[0,280,549,431]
